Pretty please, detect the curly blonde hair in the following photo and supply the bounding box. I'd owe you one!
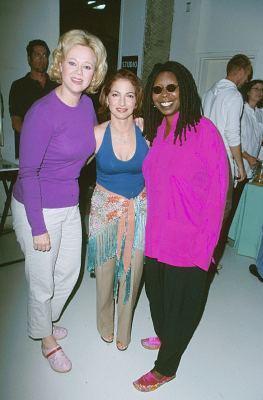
[49,29,107,94]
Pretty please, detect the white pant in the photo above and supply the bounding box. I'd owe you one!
[11,197,82,339]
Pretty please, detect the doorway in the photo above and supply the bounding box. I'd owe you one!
[60,0,121,75]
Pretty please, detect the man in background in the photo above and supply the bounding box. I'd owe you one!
[9,39,57,158]
[202,54,253,267]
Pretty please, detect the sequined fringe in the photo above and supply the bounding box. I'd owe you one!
[113,235,132,304]
[87,221,118,273]
[114,208,146,304]
[87,187,146,303]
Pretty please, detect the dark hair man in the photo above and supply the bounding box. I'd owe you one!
[9,39,57,158]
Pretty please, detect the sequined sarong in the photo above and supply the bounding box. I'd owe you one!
[87,184,147,303]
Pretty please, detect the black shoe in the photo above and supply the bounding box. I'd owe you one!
[249,264,263,282]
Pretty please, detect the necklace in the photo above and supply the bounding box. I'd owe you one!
[113,135,131,145]
[110,122,134,145]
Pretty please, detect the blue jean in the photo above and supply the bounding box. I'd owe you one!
[256,226,263,277]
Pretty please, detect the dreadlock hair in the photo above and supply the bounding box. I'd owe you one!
[143,61,203,145]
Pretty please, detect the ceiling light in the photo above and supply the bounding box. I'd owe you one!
[93,4,106,10]
[87,1,96,4]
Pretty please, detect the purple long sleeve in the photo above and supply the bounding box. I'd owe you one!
[13,90,96,235]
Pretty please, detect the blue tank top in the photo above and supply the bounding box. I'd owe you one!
[96,123,148,199]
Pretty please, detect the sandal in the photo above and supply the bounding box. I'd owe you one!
[42,345,72,373]
[101,335,114,343]
[116,341,128,351]
[133,370,175,392]
[141,336,161,350]
[52,325,68,341]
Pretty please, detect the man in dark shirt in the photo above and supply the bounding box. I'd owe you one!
[9,39,57,158]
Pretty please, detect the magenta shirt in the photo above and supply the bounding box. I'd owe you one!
[142,113,229,271]
[13,90,96,235]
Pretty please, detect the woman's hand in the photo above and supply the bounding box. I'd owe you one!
[33,232,51,252]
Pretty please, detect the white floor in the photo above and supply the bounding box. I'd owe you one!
[0,235,263,400]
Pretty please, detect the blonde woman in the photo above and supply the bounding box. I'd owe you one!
[11,30,107,373]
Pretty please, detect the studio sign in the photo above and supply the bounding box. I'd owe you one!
[121,56,138,75]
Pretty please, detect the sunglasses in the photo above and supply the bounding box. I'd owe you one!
[152,84,178,94]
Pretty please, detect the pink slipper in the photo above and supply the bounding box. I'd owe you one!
[141,336,161,350]
[133,370,175,392]
[53,325,68,340]
[42,345,72,373]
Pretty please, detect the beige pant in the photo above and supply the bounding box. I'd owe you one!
[95,250,144,346]
[11,197,82,339]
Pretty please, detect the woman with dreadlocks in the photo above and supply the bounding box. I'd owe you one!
[133,61,229,392]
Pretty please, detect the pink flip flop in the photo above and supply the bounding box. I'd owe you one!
[42,345,72,373]
[52,325,68,341]
[141,336,161,350]
[133,370,175,392]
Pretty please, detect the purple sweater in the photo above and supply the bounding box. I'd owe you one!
[13,90,96,235]
[143,113,229,271]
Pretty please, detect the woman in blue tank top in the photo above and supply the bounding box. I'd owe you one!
[87,69,148,350]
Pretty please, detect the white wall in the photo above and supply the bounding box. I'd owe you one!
[117,0,147,77]
[170,0,263,92]
[170,0,202,73]
[0,0,59,162]
[197,0,263,60]
[119,0,263,87]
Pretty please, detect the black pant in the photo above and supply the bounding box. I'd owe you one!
[144,257,209,376]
